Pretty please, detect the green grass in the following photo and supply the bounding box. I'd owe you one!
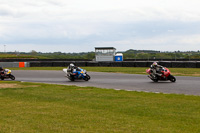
[10,67,200,77]
[0,54,47,59]
[0,81,200,133]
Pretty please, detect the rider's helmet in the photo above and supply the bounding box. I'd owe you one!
[152,62,158,67]
[69,63,75,69]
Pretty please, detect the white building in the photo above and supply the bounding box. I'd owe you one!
[95,47,116,61]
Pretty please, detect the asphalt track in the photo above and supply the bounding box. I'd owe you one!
[11,70,200,96]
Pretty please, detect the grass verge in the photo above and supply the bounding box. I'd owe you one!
[10,67,200,77]
[0,81,200,132]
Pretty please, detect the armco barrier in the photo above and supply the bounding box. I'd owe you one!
[172,61,187,68]
[0,62,29,68]
[197,62,200,68]
[29,62,41,67]
[39,62,53,67]
[98,62,111,67]
[134,61,148,67]
[110,62,123,67]
[184,62,197,68]
[122,62,135,67]
[86,62,99,66]
[27,61,200,68]
[2,58,200,62]
[0,62,18,67]
[74,61,87,67]
[53,61,86,67]
[158,61,172,68]
[64,62,73,67]
[52,62,66,67]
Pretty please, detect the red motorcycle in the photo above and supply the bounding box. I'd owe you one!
[146,67,176,82]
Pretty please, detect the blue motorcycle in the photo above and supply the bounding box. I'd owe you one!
[63,67,91,81]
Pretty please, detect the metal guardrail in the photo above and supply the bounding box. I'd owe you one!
[0,61,199,68]
[28,61,200,68]
[0,62,30,68]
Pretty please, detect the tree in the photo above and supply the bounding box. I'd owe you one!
[30,50,37,55]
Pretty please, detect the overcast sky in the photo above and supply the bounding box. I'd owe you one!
[1,0,200,52]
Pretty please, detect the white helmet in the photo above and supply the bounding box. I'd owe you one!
[69,63,74,68]
[152,62,158,67]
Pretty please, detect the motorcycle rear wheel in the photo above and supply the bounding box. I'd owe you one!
[153,79,158,82]
[69,76,75,81]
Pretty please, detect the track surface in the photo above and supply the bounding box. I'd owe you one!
[12,70,200,96]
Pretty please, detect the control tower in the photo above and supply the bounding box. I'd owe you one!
[95,47,116,61]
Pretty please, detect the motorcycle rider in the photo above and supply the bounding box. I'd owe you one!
[0,67,5,76]
[67,63,75,73]
[67,63,81,77]
[150,62,164,78]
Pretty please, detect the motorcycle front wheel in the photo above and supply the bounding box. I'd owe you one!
[83,74,90,81]
[10,75,15,80]
[169,75,176,82]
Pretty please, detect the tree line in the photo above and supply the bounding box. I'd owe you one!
[0,49,200,60]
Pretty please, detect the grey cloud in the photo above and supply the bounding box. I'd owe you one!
[1,0,200,52]
[0,6,14,16]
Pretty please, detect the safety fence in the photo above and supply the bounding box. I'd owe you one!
[29,61,200,68]
[0,61,200,68]
[0,62,30,68]
[1,58,200,62]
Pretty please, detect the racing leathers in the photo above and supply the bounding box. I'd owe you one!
[150,64,164,78]
[67,65,81,78]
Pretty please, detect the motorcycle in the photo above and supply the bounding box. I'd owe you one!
[146,67,176,82]
[0,69,15,80]
[63,67,91,81]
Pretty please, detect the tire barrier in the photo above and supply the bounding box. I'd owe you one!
[110,62,123,67]
[122,62,135,67]
[0,61,198,68]
[185,62,197,68]
[39,62,53,67]
[171,61,197,68]
[29,62,41,67]
[124,59,200,61]
[134,61,148,67]
[74,61,87,67]
[52,62,66,67]
[30,61,200,68]
[171,62,185,68]
[158,61,172,68]
[98,62,111,67]
[1,58,200,62]
[86,62,99,67]
[197,62,200,68]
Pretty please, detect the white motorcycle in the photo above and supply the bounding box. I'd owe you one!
[63,67,90,81]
